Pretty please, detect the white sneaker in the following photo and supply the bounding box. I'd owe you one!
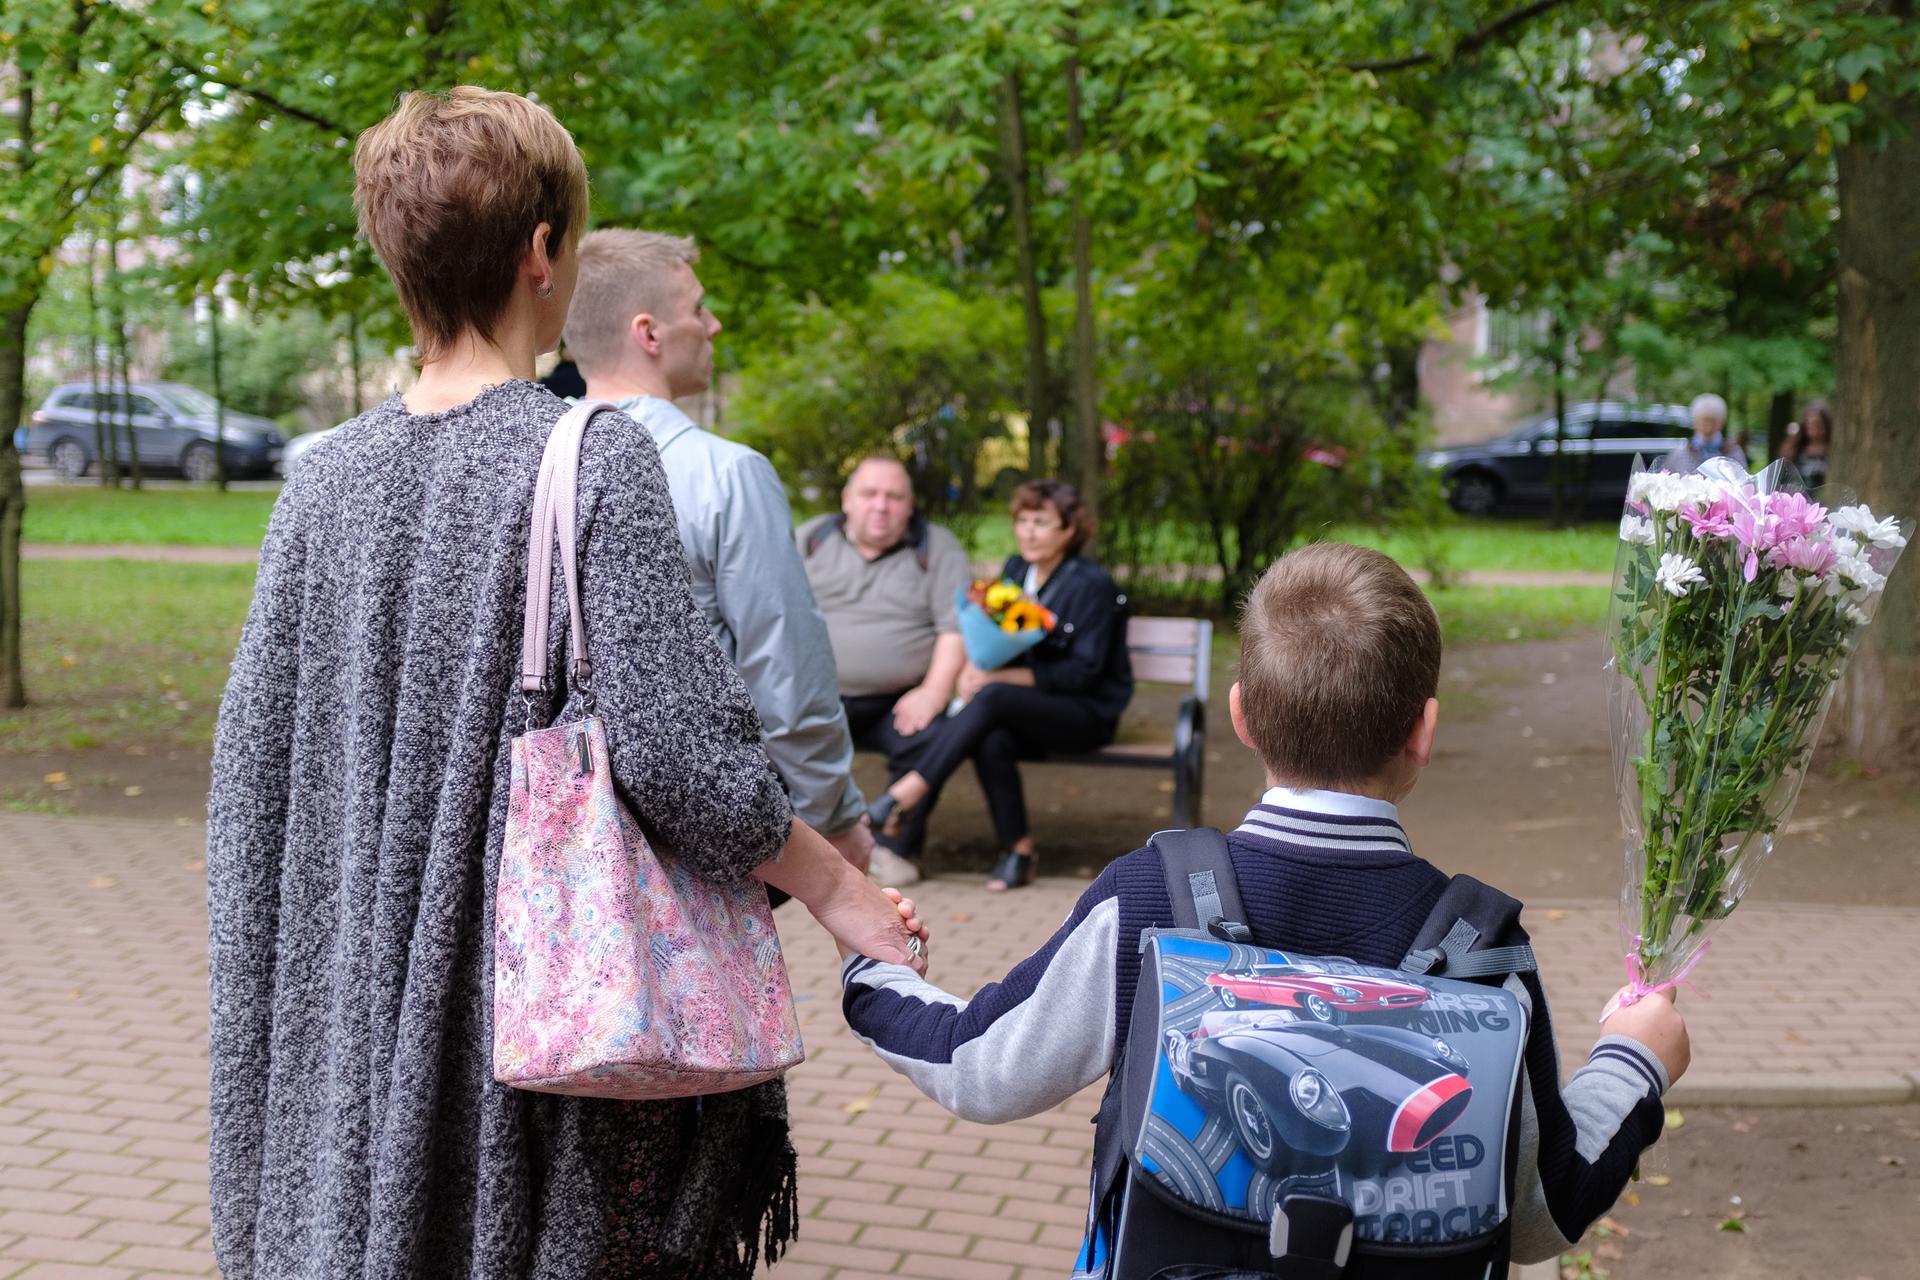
[867,844,922,886]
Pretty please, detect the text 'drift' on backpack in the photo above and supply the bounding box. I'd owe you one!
[1090,829,1537,1280]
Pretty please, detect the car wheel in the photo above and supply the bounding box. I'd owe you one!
[1302,994,1336,1024]
[181,441,219,483]
[50,438,90,480]
[1448,470,1501,516]
[1225,1072,1279,1169]
[1217,988,1238,1009]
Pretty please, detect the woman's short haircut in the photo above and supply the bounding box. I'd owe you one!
[1689,393,1729,428]
[354,87,589,363]
[564,230,700,377]
[1010,479,1095,555]
[1238,543,1441,787]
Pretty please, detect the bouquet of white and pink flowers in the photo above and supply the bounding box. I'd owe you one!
[1609,457,1908,1002]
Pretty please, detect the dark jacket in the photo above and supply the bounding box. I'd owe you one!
[1002,552,1133,726]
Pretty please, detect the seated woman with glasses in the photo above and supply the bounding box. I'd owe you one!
[866,480,1133,889]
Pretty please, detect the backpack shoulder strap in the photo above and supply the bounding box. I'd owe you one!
[1148,827,1250,942]
[1401,873,1537,981]
[803,513,847,558]
[906,513,932,571]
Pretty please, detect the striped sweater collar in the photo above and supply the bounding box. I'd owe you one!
[1234,786,1412,855]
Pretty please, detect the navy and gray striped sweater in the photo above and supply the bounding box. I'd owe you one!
[841,794,1669,1269]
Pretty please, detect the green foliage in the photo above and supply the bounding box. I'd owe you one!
[729,274,1025,524]
[161,308,334,425]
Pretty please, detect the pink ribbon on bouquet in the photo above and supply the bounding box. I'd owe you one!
[1603,936,1710,1022]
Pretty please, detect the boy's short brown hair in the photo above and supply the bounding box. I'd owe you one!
[1238,543,1441,786]
[354,86,589,362]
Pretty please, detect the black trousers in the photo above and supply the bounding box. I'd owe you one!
[907,682,1111,848]
[842,692,941,861]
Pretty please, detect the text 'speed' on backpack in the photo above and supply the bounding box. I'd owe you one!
[1090,829,1537,1280]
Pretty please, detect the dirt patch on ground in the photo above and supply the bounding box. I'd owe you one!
[1587,1103,1920,1279]
[10,632,1918,908]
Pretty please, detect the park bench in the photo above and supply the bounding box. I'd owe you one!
[1047,616,1213,828]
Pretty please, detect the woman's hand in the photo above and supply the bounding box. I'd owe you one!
[813,879,931,975]
[955,662,992,700]
[756,819,929,974]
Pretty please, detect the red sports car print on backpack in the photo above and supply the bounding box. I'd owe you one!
[1205,960,1430,1023]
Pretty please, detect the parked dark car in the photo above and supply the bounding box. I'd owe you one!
[23,382,285,481]
[1421,401,1693,516]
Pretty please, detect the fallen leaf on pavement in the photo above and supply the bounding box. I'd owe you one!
[842,1097,870,1116]
[1719,1216,1747,1233]
[88,876,116,889]
[44,771,67,784]
[1545,909,1569,922]
[1646,1174,1672,1186]
[123,785,144,797]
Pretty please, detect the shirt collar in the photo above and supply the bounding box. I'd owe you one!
[1257,785,1400,823]
[606,394,699,453]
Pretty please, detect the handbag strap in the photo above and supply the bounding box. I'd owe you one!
[520,399,619,704]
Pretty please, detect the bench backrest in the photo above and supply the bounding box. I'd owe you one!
[1126,616,1212,703]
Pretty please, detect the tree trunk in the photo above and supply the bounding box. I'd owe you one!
[1834,33,1920,761]
[86,230,116,486]
[1549,320,1569,528]
[348,309,364,416]
[1064,46,1101,514]
[209,290,228,490]
[997,71,1052,477]
[1377,340,1422,433]
[107,224,142,489]
[0,299,32,708]
[1767,389,1795,466]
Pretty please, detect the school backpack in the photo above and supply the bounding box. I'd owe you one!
[1088,828,1537,1280]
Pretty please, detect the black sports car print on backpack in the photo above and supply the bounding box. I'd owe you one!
[1083,828,1537,1280]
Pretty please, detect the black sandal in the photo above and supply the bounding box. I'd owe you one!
[985,850,1034,891]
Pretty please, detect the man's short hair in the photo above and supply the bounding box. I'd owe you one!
[564,230,700,376]
[1689,393,1728,428]
[354,87,588,363]
[1238,543,1441,786]
[844,454,912,491]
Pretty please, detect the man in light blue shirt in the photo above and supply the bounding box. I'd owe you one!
[564,229,875,875]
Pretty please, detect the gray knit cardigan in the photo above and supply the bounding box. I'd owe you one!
[207,381,796,1278]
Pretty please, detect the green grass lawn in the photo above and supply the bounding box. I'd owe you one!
[21,484,280,546]
[23,483,1617,578]
[1,559,256,754]
[0,556,1607,763]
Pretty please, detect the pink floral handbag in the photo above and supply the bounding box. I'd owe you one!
[492,400,804,1099]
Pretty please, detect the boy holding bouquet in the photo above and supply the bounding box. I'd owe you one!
[842,542,1688,1275]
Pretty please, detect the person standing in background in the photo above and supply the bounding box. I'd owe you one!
[564,229,874,876]
[1781,400,1833,488]
[1660,393,1747,473]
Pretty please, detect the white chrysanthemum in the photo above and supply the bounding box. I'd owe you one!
[1654,552,1707,598]
[1774,573,1802,599]
[1833,547,1887,595]
[1830,504,1909,550]
[1619,514,1656,545]
[1844,603,1870,626]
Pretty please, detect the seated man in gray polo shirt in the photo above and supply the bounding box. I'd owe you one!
[565,228,873,880]
[799,457,970,884]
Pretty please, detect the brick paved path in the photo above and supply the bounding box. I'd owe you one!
[4,813,1919,1278]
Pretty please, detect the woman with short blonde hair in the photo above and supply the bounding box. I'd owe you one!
[208,87,925,1279]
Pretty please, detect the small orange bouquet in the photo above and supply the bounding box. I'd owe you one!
[966,579,1057,634]
[954,579,1055,670]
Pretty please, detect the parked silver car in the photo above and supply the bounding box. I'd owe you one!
[23,382,286,481]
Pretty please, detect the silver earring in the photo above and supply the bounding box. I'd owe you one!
[536,282,554,299]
